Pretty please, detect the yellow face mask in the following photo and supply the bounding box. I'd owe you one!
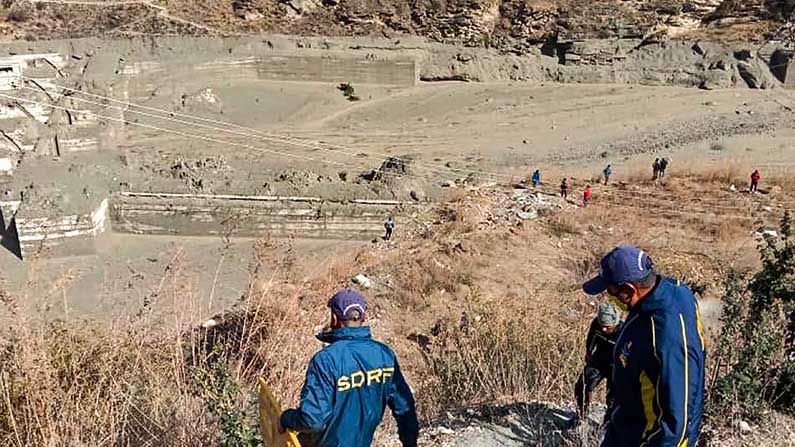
[608,295,629,312]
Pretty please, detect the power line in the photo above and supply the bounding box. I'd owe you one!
[10,82,795,216]
[8,89,791,217]
[20,77,517,182]
[23,77,795,209]
[24,80,795,212]
[0,92,455,183]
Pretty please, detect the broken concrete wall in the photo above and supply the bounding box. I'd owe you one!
[12,197,108,257]
[0,50,105,159]
[0,157,12,176]
[112,193,401,240]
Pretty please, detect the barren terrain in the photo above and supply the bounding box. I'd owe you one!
[0,3,794,445]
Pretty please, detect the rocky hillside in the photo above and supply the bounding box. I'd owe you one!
[0,0,793,45]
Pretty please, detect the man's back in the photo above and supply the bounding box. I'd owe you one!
[281,326,417,447]
[603,277,706,447]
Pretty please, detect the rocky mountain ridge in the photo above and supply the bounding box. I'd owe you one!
[0,0,793,47]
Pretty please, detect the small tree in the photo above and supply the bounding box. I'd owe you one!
[710,212,795,419]
[337,82,359,101]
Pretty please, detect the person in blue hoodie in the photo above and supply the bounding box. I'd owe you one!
[531,169,541,188]
[280,289,419,447]
[582,245,706,447]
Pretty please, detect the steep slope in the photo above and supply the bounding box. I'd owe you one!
[0,0,793,45]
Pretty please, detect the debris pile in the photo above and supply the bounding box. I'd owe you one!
[168,156,229,191]
[275,169,332,189]
[483,188,570,226]
[383,402,605,447]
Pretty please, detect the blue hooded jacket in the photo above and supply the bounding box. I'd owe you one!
[280,326,419,447]
[602,277,706,447]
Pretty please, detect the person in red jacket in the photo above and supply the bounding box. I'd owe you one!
[750,169,761,193]
[583,185,592,206]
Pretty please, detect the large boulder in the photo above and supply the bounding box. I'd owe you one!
[736,56,780,89]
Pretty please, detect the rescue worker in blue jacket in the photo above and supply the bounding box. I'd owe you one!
[279,289,419,447]
[582,245,706,447]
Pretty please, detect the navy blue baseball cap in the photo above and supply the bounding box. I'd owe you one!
[582,245,654,295]
[328,289,367,320]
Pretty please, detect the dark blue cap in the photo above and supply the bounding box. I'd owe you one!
[328,289,367,320]
[582,245,654,295]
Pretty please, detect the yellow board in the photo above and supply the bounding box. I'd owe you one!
[258,377,302,447]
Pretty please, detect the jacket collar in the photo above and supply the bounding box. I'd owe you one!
[633,276,671,314]
[316,325,372,344]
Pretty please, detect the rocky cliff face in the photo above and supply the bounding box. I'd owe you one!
[0,0,793,45]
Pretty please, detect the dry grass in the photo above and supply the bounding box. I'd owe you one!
[1,174,793,445]
[0,241,326,446]
[417,302,585,417]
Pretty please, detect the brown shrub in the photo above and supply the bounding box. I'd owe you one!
[416,299,586,417]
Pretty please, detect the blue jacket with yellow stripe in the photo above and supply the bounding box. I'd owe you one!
[602,277,706,447]
[280,326,419,447]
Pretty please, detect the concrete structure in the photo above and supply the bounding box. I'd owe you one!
[1,191,408,260]
[0,158,12,175]
[112,192,404,240]
[13,198,108,258]
[257,53,416,86]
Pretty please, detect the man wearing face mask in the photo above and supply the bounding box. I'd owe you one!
[280,289,419,447]
[582,245,706,447]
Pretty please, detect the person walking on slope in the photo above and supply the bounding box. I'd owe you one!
[603,165,612,185]
[652,159,660,180]
[658,158,669,179]
[750,169,761,193]
[574,302,623,424]
[560,178,570,200]
[583,184,592,206]
[384,215,395,241]
[531,169,541,188]
[280,289,419,447]
[582,245,706,447]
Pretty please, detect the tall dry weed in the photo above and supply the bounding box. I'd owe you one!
[416,295,586,420]
[0,237,334,446]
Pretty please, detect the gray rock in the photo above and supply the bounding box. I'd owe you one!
[737,419,753,434]
[352,274,373,289]
[736,57,780,89]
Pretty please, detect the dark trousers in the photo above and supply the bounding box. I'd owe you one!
[385,228,393,240]
[575,366,613,423]
[750,180,759,192]
[298,432,318,447]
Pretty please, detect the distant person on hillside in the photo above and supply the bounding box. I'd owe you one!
[583,245,706,447]
[384,215,395,241]
[750,169,761,193]
[280,289,419,447]
[560,178,569,200]
[532,169,541,188]
[574,302,623,425]
[659,158,669,178]
[583,185,592,206]
[652,158,660,180]
[603,165,612,185]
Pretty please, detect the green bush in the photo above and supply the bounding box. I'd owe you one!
[709,212,795,419]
